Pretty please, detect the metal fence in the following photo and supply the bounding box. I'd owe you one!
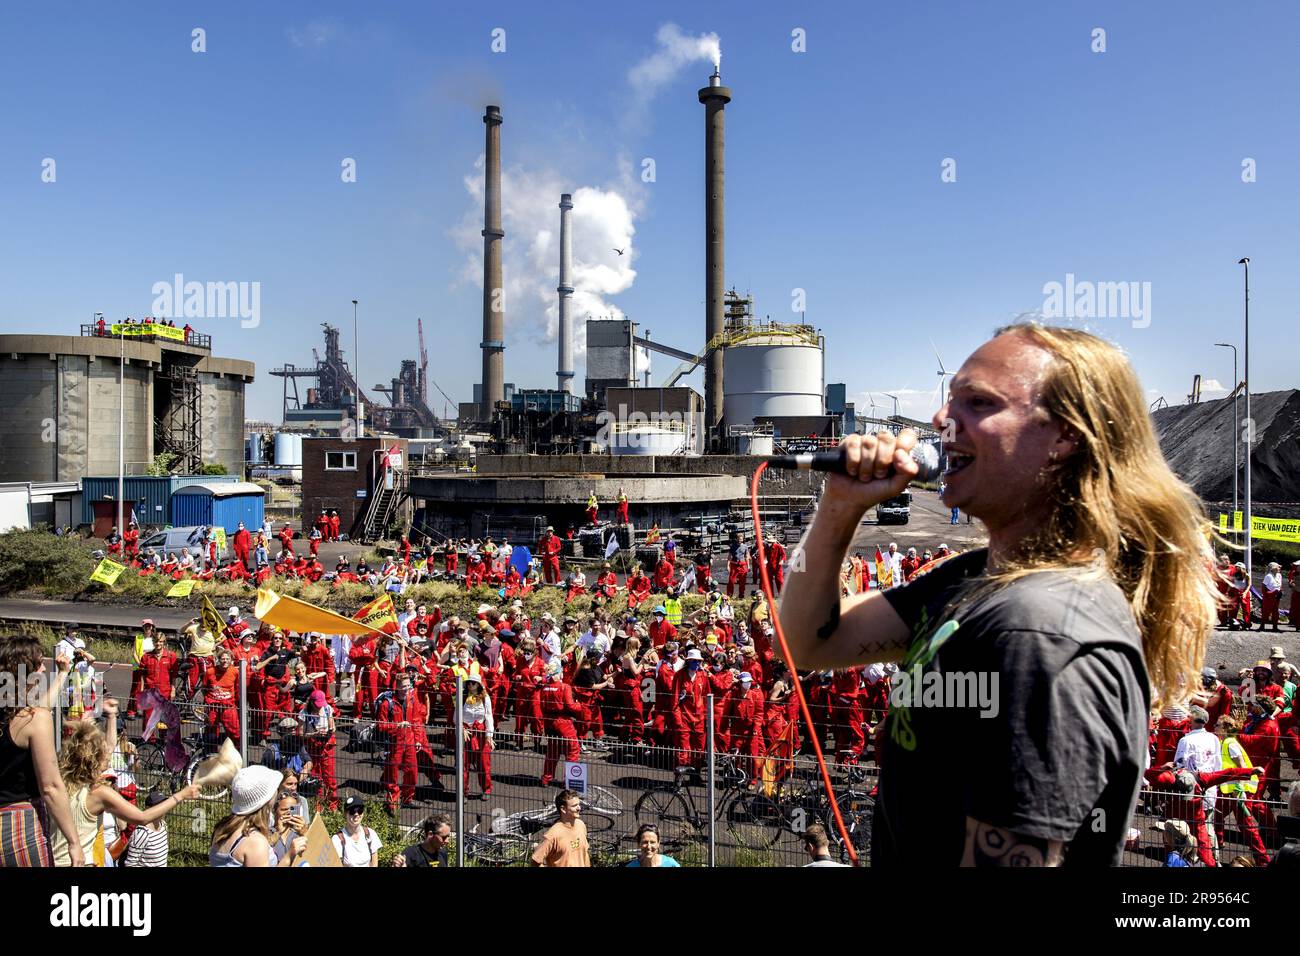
[78,673,1294,868]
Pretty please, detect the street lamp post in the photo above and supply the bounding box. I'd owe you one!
[1238,258,1252,586]
[1214,342,1238,516]
[116,315,125,539]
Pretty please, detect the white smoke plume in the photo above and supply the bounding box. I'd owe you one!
[627,23,721,108]
[453,157,649,376]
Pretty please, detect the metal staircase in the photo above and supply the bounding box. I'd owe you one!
[357,468,410,543]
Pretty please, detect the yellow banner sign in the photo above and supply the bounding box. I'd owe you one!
[110,323,187,342]
[1219,513,1229,533]
[1218,514,1300,544]
[167,579,197,598]
[1233,511,1244,532]
[90,558,127,586]
[213,527,227,553]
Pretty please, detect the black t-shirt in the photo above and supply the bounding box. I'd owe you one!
[402,842,448,868]
[876,549,1149,866]
[260,649,294,680]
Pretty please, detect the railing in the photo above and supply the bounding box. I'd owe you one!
[81,323,212,350]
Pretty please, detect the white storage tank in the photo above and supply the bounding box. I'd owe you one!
[273,433,304,467]
[245,435,265,464]
[610,424,687,456]
[734,434,775,456]
[723,329,824,427]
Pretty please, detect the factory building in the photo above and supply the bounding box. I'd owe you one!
[0,331,254,484]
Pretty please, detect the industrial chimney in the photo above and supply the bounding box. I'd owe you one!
[480,104,506,420]
[557,193,574,393]
[698,68,731,444]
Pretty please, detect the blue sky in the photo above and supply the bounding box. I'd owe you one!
[1,1,1296,424]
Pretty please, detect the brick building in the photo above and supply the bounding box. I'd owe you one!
[301,437,408,538]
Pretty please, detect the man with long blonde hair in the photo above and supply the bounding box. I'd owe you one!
[780,324,1218,866]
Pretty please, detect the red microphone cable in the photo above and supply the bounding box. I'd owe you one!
[750,461,861,866]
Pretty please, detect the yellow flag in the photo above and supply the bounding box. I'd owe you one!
[354,593,399,634]
[254,587,389,637]
[1219,513,1229,533]
[213,527,227,552]
[133,634,145,664]
[167,579,197,598]
[90,558,127,586]
[1233,511,1244,532]
[201,594,225,639]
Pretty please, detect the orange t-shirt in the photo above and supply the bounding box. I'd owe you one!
[531,820,590,867]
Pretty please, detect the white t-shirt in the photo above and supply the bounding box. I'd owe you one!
[1264,572,1282,594]
[332,826,382,867]
[330,635,353,673]
[1175,728,1221,775]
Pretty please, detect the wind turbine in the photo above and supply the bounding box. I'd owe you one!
[930,337,954,412]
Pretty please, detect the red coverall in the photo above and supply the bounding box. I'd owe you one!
[627,573,651,610]
[278,526,295,557]
[444,547,458,575]
[648,619,677,650]
[303,643,336,705]
[511,656,545,737]
[593,571,618,603]
[649,660,678,744]
[831,668,865,763]
[1146,766,1264,867]
[123,527,140,557]
[128,649,178,716]
[540,533,562,584]
[328,514,340,541]
[376,694,419,809]
[708,668,734,744]
[203,665,241,747]
[723,683,767,780]
[727,558,748,598]
[1239,717,1282,829]
[671,668,710,769]
[349,638,380,717]
[304,712,339,811]
[612,657,646,744]
[653,558,676,592]
[766,541,787,594]
[616,495,629,524]
[573,673,605,742]
[694,562,712,594]
[539,680,583,785]
[233,528,252,568]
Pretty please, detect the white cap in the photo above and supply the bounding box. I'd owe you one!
[686,648,704,661]
[228,606,240,617]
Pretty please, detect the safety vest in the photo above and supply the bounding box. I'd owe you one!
[664,597,683,626]
[1220,737,1258,795]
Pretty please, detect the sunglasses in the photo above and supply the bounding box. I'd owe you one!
[347,808,364,816]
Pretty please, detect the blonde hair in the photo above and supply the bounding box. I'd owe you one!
[977,324,1218,706]
[59,721,110,792]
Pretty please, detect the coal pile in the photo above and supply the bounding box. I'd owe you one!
[1153,389,1300,504]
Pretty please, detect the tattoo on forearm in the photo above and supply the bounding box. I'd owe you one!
[964,820,1061,867]
[815,603,840,641]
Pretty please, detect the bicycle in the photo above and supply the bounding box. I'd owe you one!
[633,756,783,853]
[776,764,875,863]
[491,785,625,836]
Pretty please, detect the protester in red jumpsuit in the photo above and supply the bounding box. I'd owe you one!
[123,522,140,558]
[723,672,767,780]
[611,637,646,745]
[625,569,652,610]
[539,526,563,584]
[572,654,609,746]
[203,650,241,749]
[303,689,339,811]
[1152,705,1192,768]
[315,511,329,541]
[465,554,488,590]
[653,554,677,593]
[707,653,734,744]
[327,510,340,542]
[127,626,177,718]
[376,676,421,811]
[830,667,865,765]
[726,543,748,599]
[900,547,922,582]
[1145,765,1262,867]
[510,638,545,743]
[616,488,629,525]
[592,563,618,604]
[765,538,787,595]
[671,649,710,771]
[1239,697,1283,832]
[349,635,381,717]
[647,607,677,649]
[232,522,252,570]
[1194,667,1234,733]
[277,522,295,558]
[648,644,680,748]
[539,662,583,785]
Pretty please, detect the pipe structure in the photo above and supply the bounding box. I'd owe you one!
[698,68,731,446]
[557,193,574,393]
[480,105,505,419]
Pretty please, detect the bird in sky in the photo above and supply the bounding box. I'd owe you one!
[613,248,625,256]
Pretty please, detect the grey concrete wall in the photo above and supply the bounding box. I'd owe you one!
[0,355,59,482]
[85,358,153,477]
[409,473,745,505]
[473,454,823,496]
[200,372,247,475]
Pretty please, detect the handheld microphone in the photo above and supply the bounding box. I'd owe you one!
[767,441,942,483]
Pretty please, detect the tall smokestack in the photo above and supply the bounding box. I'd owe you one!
[480,104,505,420]
[698,67,731,444]
[557,193,574,393]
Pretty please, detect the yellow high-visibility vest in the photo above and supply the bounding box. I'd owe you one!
[1220,736,1258,795]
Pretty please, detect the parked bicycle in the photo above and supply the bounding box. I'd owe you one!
[633,755,783,853]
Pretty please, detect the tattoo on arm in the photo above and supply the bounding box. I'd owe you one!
[815,603,840,641]
[962,819,1063,867]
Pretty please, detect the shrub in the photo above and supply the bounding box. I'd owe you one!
[0,528,97,596]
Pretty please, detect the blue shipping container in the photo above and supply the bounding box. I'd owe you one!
[81,475,239,527]
[170,482,265,534]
